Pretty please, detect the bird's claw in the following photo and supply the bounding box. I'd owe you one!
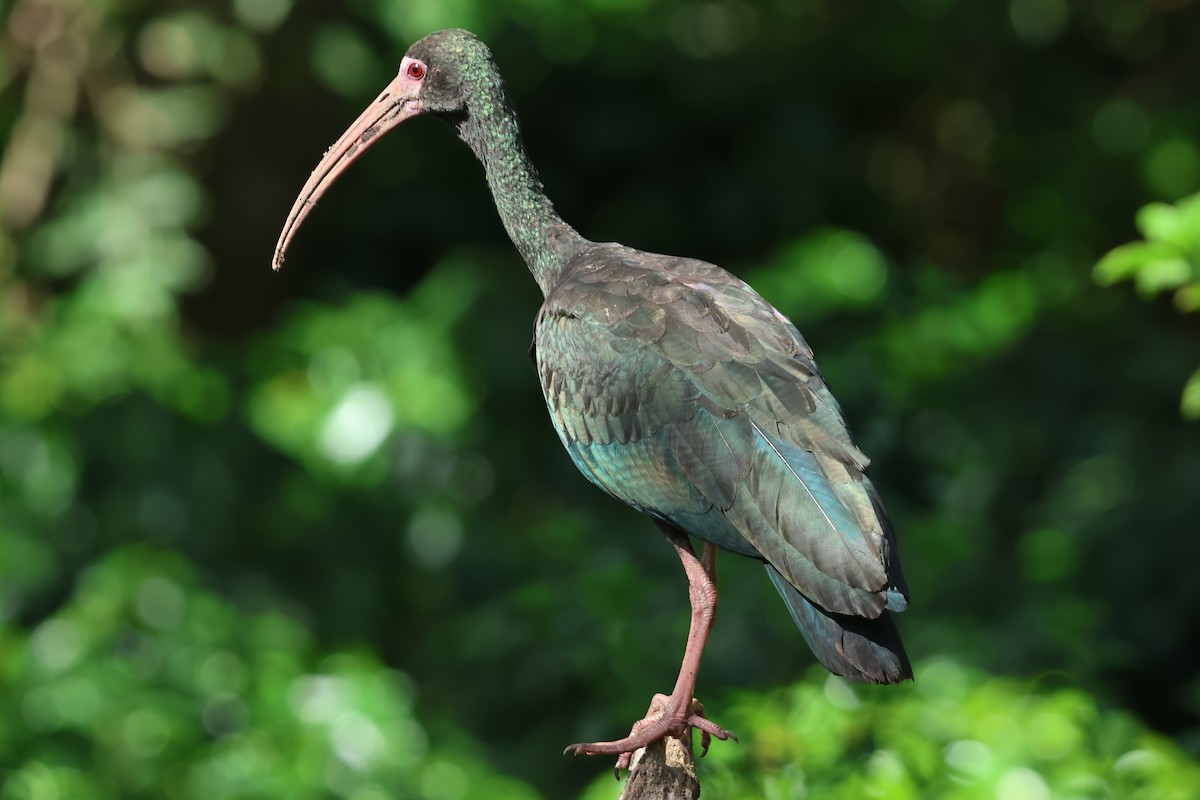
[563,693,736,777]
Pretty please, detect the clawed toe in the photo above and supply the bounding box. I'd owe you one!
[563,694,736,775]
[690,712,736,756]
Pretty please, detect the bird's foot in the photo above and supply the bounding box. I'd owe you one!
[563,693,736,776]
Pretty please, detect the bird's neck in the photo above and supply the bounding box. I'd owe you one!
[455,94,586,296]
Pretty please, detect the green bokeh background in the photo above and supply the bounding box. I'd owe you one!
[1,0,1199,797]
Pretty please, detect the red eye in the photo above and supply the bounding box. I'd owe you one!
[406,61,426,80]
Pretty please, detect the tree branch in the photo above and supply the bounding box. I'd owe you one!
[618,733,700,800]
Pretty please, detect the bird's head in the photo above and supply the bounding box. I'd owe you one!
[272,29,500,270]
[405,29,500,116]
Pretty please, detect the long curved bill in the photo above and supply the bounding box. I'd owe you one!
[272,76,425,270]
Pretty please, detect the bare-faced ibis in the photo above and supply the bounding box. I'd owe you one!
[274,28,911,769]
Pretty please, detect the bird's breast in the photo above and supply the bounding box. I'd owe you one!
[532,307,708,518]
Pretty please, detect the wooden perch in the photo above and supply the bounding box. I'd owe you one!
[618,733,700,800]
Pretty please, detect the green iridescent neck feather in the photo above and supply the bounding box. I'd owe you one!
[451,58,586,296]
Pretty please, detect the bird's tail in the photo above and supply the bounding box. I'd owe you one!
[766,564,912,684]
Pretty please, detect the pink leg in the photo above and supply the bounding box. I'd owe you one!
[564,524,736,771]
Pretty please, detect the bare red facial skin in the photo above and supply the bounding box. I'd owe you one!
[272,57,428,270]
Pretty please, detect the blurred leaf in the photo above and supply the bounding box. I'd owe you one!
[1095,191,1200,420]
[1093,241,1181,286]
[1137,201,1191,250]
[581,661,1200,799]
[1181,368,1200,420]
[750,227,889,320]
[0,546,544,800]
[1133,255,1193,295]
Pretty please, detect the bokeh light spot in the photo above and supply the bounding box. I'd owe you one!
[31,619,82,671]
[420,761,468,800]
[233,0,294,32]
[1018,528,1075,582]
[672,1,756,58]
[136,576,187,630]
[197,650,248,695]
[290,675,346,723]
[319,383,395,464]
[331,712,385,771]
[202,695,249,737]
[945,739,995,778]
[311,25,383,98]
[1027,711,1080,759]
[1010,0,1069,45]
[52,676,101,726]
[997,767,1050,800]
[122,709,171,758]
[138,18,202,80]
[822,674,861,710]
[406,507,464,569]
[1092,99,1150,156]
[1144,138,1200,199]
[308,348,362,396]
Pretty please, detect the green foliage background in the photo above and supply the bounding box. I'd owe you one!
[1,0,1198,797]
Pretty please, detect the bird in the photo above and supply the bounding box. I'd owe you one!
[273,28,911,769]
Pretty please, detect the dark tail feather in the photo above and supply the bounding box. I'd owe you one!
[766,564,913,684]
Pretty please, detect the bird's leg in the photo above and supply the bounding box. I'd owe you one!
[563,523,736,771]
[699,533,718,587]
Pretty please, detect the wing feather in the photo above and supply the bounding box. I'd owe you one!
[535,243,908,624]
